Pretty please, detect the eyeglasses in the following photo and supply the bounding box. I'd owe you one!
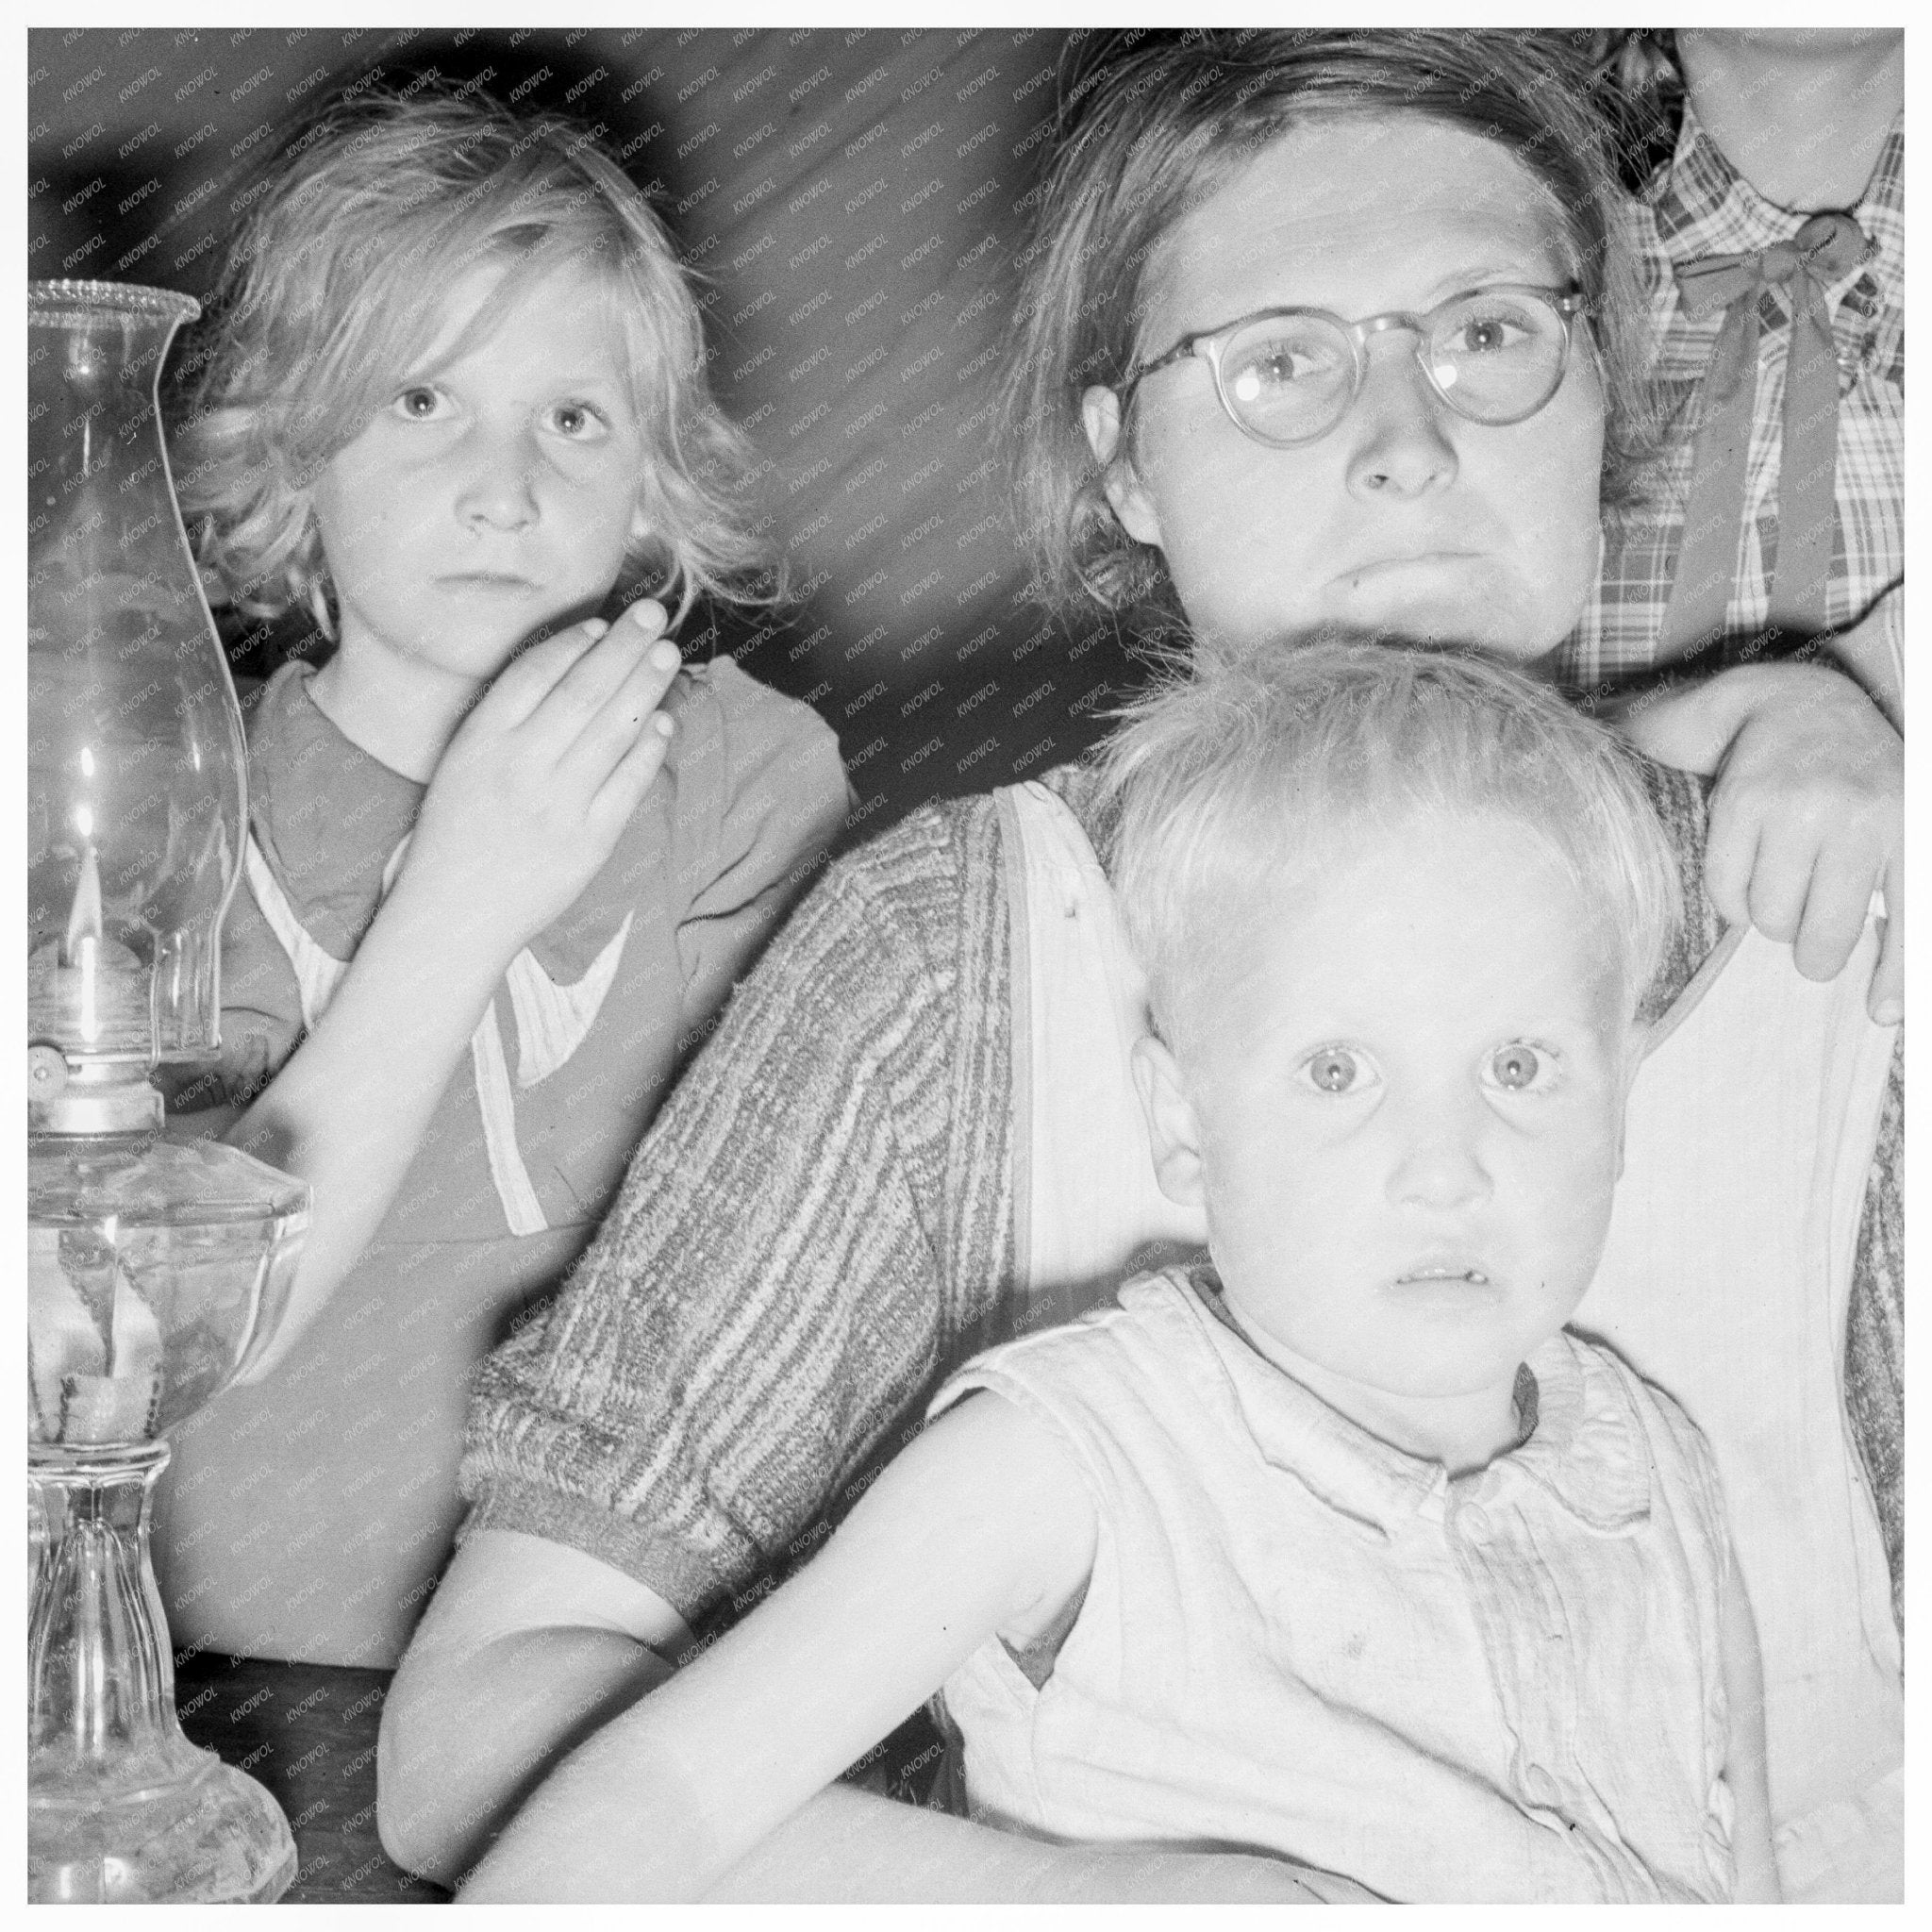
[1116,283,1587,449]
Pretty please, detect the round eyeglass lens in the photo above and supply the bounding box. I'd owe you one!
[1220,315,1357,443]
[1424,290,1568,423]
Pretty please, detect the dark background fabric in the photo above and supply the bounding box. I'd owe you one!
[29,25,1144,837]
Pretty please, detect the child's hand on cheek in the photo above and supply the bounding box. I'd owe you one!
[397,599,682,965]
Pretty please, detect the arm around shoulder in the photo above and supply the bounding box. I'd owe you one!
[1607,657,1895,780]
[1611,656,1902,1017]
[1825,585,1904,732]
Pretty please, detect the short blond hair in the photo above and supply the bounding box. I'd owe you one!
[173,86,775,632]
[1101,635,1683,1051]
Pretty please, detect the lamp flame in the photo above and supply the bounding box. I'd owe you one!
[63,846,106,1043]
[63,844,105,965]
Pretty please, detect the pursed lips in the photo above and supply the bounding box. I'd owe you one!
[1335,550,1482,588]
[439,569,537,589]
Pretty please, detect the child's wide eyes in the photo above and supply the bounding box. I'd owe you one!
[391,385,447,422]
[1296,1042,1556,1097]
[1301,1046,1375,1095]
[1486,1042,1550,1091]
[547,402,609,441]
[381,389,610,439]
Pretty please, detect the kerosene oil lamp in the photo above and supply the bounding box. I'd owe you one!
[27,280,310,1903]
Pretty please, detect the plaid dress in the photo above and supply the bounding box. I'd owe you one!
[1562,97,1904,688]
[1562,100,1904,1638]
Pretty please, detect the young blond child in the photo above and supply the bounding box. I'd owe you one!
[156,89,850,1667]
[476,640,1777,1902]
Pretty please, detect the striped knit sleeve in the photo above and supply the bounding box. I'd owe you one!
[1630,754,1721,1020]
[457,790,1017,1624]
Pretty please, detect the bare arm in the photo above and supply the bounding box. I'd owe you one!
[452,1391,1098,1901]
[378,1529,689,1886]
[1720,1553,1780,1902]
[382,1523,1342,1902]
[438,1400,1357,1905]
[704,1779,1361,1903]
[1610,657,1902,1022]
[225,612,681,1379]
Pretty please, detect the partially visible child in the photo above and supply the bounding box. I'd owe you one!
[1574,23,1904,1642]
[156,90,850,1667]
[1575,27,1902,715]
[488,641,1778,1902]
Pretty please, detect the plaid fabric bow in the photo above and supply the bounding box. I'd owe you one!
[1659,210,1871,659]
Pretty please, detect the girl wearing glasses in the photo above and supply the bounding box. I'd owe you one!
[391,30,1900,1901]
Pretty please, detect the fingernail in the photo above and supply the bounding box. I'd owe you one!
[650,641,680,673]
[1874,999,1902,1026]
[630,600,664,628]
[654,712,675,737]
[584,619,610,641]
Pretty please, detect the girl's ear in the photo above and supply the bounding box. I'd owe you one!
[1080,386,1165,549]
[1130,1030,1207,1208]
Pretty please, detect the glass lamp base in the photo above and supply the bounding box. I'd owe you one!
[30,1751,296,1904]
[28,1440,300,1904]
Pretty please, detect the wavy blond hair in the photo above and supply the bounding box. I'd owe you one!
[173,86,778,633]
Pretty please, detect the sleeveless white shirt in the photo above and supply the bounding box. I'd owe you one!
[994,778,1900,1901]
[937,1269,1737,1903]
